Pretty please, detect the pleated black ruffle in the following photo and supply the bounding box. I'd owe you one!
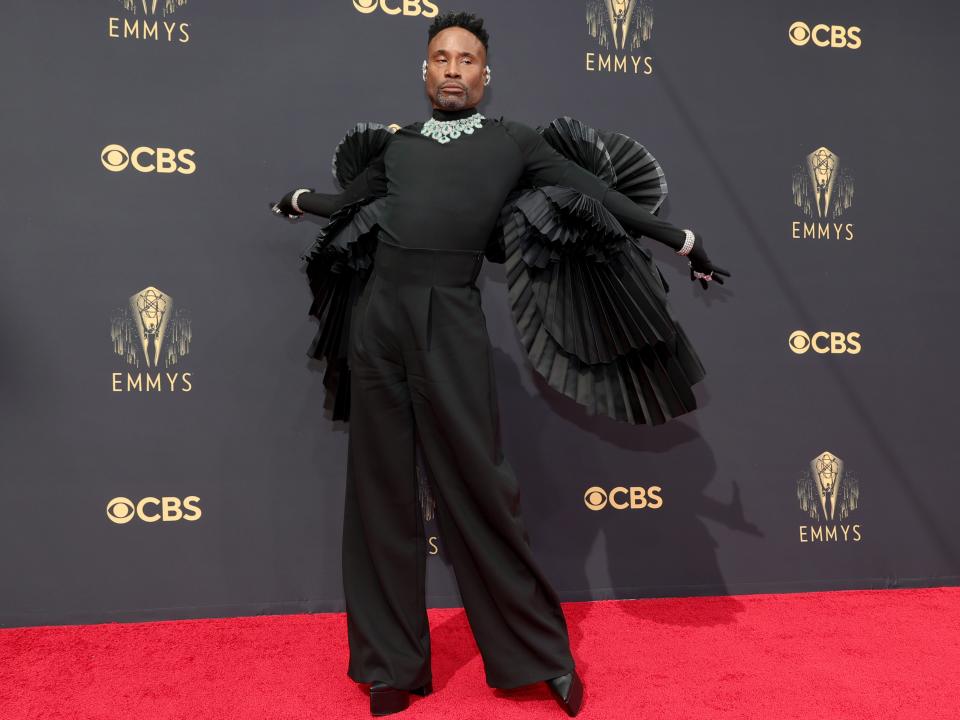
[300,123,393,420]
[331,121,393,190]
[494,116,705,425]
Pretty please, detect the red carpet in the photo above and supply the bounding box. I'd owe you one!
[2,587,958,719]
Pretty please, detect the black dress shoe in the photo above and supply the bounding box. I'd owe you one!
[544,669,584,717]
[369,680,433,716]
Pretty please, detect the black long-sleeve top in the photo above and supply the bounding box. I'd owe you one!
[298,106,688,253]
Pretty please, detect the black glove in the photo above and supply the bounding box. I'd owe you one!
[686,232,731,290]
[270,188,314,219]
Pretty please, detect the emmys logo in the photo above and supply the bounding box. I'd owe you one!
[101,144,197,175]
[107,495,202,524]
[584,485,663,511]
[788,21,862,50]
[791,146,855,241]
[352,0,439,17]
[797,451,861,542]
[585,0,654,75]
[788,331,862,355]
[110,286,193,392]
[108,0,191,43]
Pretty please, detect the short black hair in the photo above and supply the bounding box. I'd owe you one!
[427,11,489,53]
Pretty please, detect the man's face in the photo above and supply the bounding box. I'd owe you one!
[425,26,486,110]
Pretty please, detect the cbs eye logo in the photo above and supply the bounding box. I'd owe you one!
[101,144,197,174]
[788,21,862,49]
[584,486,663,511]
[788,331,862,355]
[106,496,202,524]
[352,0,439,17]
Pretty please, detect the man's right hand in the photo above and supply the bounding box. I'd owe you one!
[270,188,314,219]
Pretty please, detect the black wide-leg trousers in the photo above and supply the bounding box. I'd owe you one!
[342,236,575,691]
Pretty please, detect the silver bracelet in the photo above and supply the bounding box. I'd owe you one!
[676,229,696,256]
[290,188,311,214]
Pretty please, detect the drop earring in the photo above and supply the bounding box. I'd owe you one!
[422,60,427,81]
[483,65,491,86]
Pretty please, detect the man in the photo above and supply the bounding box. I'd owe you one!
[272,11,728,717]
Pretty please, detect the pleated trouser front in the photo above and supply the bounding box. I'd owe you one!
[342,236,574,691]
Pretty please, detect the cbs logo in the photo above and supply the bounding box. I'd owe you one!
[788,331,862,355]
[101,144,197,174]
[788,21,862,49]
[352,0,439,17]
[584,486,663,511]
[106,496,202,524]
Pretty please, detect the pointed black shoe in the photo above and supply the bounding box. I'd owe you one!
[544,669,584,717]
[369,680,432,716]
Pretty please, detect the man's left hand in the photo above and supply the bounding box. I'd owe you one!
[687,232,731,290]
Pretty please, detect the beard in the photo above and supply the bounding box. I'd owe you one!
[434,85,470,110]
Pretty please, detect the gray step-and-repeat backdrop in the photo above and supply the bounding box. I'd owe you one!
[2,1,958,628]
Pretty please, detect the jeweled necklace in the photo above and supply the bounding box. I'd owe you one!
[420,111,485,144]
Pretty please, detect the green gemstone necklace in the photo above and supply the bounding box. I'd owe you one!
[420,112,485,144]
